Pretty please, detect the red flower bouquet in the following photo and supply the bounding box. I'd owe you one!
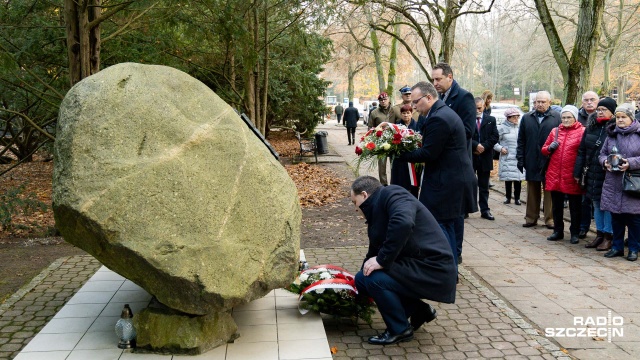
[354,122,422,173]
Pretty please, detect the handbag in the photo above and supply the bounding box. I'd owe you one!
[622,170,640,197]
[579,130,604,189]
[540,127,559,177]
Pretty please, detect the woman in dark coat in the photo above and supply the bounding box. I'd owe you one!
[573,98,616,249]
[599,104,640,262]
[391,104,420,197]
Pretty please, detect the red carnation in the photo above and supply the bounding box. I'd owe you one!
[392,139,402,145]
[366,142,376,150]
[393,133,402,141]
[355,146,363,155]
[376,130,383,137]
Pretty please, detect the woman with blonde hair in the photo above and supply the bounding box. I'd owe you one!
[481,90,493,116]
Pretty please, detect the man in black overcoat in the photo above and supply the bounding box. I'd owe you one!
[343,101,359,145]
[516,91,561,228]
[399,81,477,268]
[473,97,499,220]
[432,62,478,264]
[351,176,457,346]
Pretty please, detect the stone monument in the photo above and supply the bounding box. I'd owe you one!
[53,63,301,353]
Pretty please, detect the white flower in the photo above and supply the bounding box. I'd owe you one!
[320,272,332,280]
[299,273,309,282]
[315,288,325,294]
[382,143,391,150]
[316,267,327,272]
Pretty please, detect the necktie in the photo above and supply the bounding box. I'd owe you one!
[477,117,481,131]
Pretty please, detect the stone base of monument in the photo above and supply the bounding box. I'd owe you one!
[134,299,239,355]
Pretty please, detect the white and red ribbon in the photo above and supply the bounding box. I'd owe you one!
[296,265,358,315]
[408,163,419,186]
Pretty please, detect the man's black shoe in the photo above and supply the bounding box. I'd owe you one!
[604,249,624,258]
[578,230,588,239]
[411,303,437,331]
[627,251,638,261]
[367,328,414,345]
[545,224,555,229]
[481,211,495,221]
[522,222,537,227]
[514,199,521,205]
[570,235,579,244]
[547,232,564,241]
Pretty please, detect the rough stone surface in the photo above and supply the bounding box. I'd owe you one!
[53,63,301,315]
[134,305,238,354]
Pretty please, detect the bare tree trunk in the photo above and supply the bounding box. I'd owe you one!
[364,6,385,93]
[260,0,268,135]
[64,0,82,85]
[439,0,459,63]
[385,9,401,101]
[535,0,604,104]
[602,53,613,98]
[252,3,261,126]
[89,0,101,75]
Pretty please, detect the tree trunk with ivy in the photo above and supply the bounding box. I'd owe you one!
[535,0,605,104]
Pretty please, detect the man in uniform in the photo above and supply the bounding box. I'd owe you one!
[389,85,419,123]
[369,92,392,185]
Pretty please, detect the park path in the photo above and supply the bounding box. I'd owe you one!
[314,119,640,360]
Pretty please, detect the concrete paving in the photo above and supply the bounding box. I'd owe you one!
[0,118,637,359]
[313,119,639,360]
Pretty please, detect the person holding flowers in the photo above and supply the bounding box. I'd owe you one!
[397,81,477,266]
[390,104,421,197]
[350,176,457,345]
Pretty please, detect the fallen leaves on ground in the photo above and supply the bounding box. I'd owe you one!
[268,130,300,158]
[1,139,347,238]
[285,163,347,207]
[0,156,55,239]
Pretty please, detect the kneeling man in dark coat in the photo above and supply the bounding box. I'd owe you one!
[350,176,457,345]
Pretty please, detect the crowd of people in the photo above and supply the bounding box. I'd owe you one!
[342,63,640,345]
[345,73,640,263]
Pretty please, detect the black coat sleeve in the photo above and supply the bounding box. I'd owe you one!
[482,119,499,150]
[516,121,526,167]
[573,131,588,178]
[458,92,477,142]
[398,116,449,163]
[376,192,417,269]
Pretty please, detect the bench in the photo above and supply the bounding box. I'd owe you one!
[295,131,318,164]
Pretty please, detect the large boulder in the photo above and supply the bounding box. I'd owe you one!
[53,63,300,316]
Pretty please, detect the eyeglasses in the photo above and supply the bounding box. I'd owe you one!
[596,108,610,113]
[412,94,427,105]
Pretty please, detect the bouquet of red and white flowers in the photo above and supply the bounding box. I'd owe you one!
[354,122,422,173]
[287,265,375,323]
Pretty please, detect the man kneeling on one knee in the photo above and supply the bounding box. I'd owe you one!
[350,176,458,345]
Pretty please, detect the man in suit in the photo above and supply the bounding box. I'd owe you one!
[431,62,478,264]
[343,101,360,145]
[516,91,561,228]
[399,81,477,267]
[350,176,457,345]
[473,97,499,220]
